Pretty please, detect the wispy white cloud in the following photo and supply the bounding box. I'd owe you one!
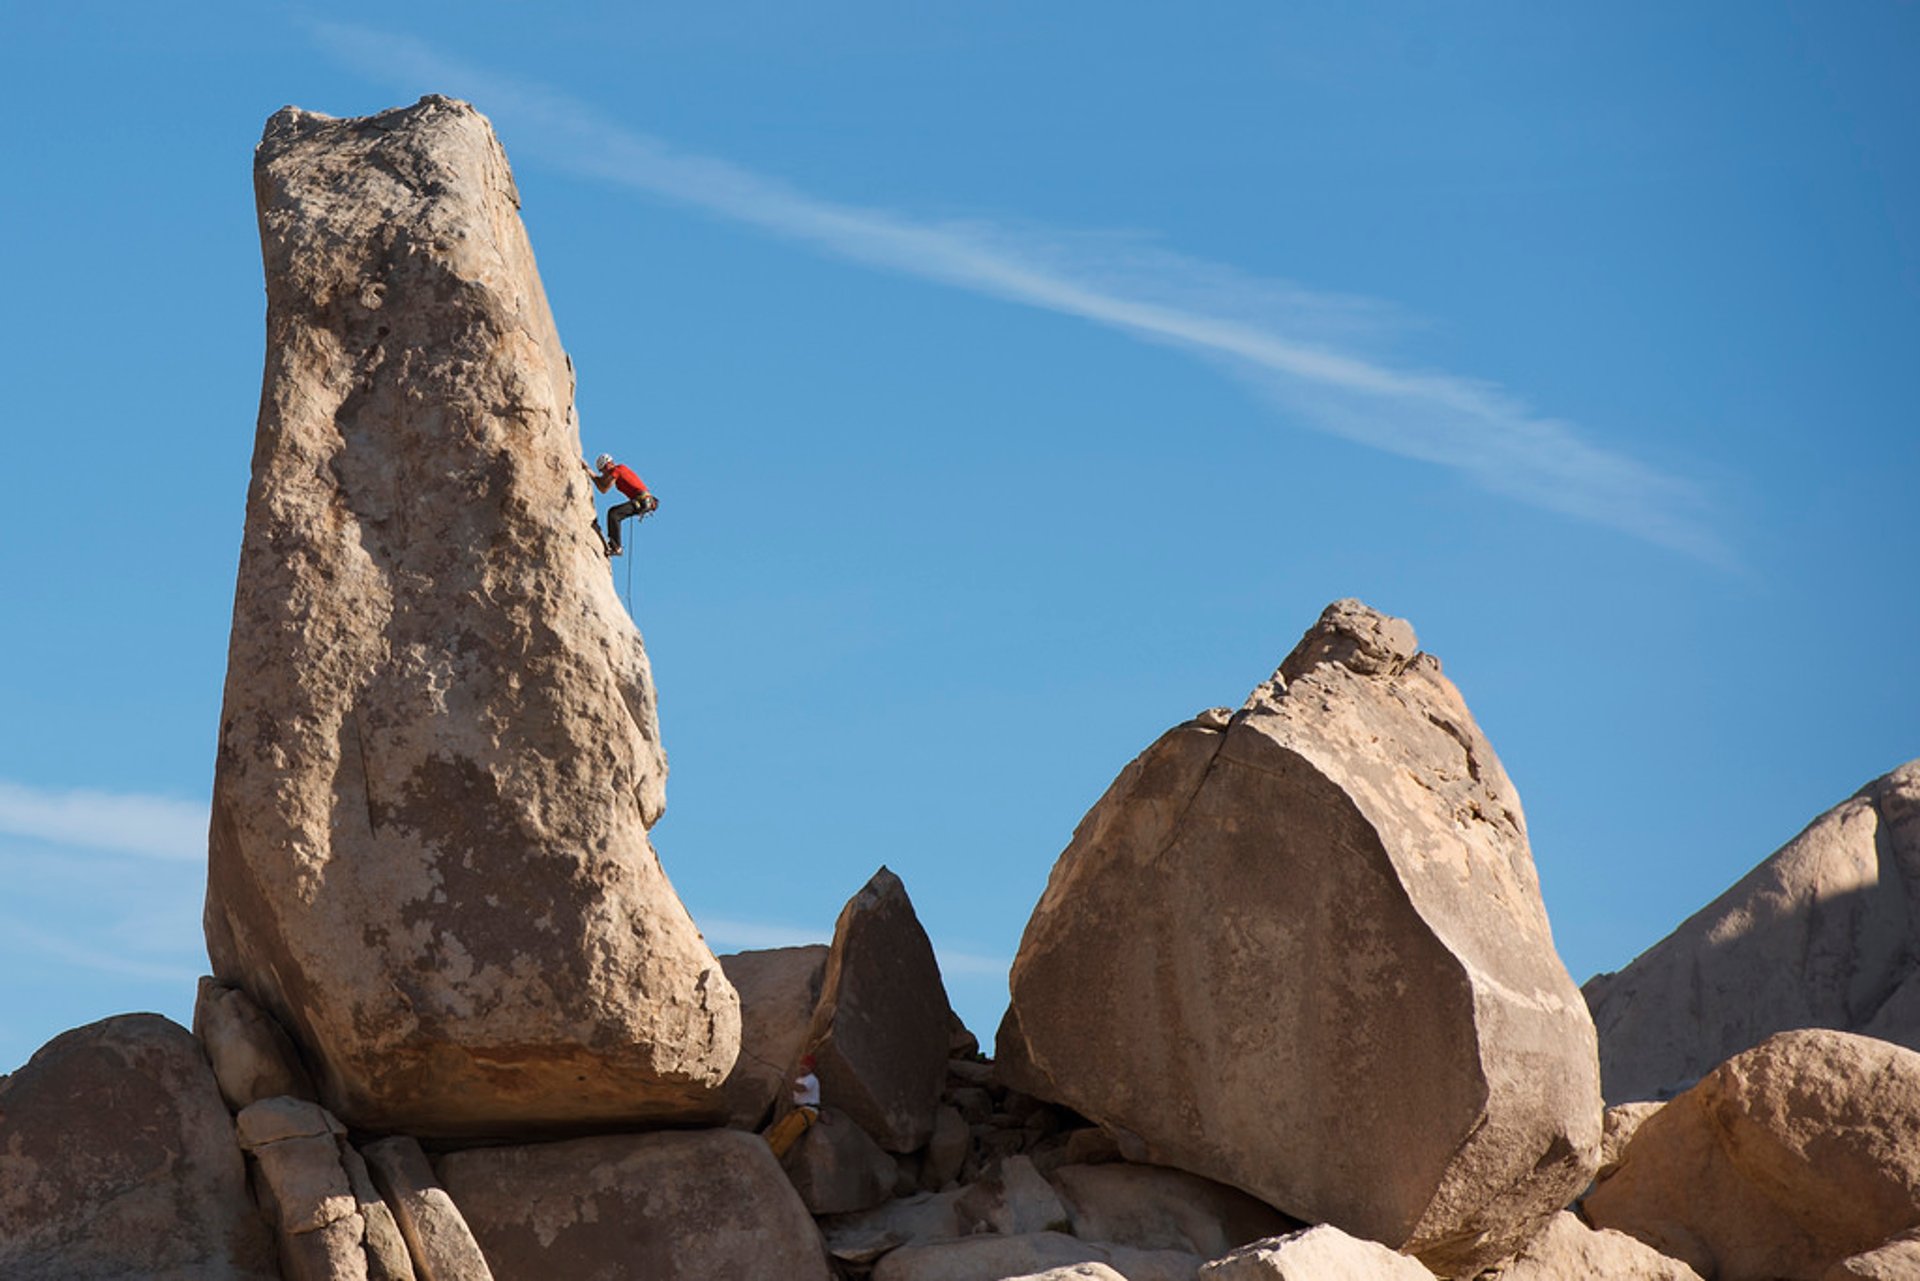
[0,780,205,862]
[696,915,828,953]
[305,21,1733,565]
[0,912,202,984]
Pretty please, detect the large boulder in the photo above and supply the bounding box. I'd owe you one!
[783,1106,901,1215]
[1201,1225,1437,1280]
[807,867,952,1152]
[1046,1161,1296,1259]
[1485,1212,1701,1280]
[718,944,828,1129]
[1584,760,1920,1102]
[203,94,738,1135]
[1584,1029,1920,1281]
[0,1014,276,1280]
[999,600,1602,1277]
[870,1231,1199,1281]
[236,1096,416,1281]
[434,1129,832,1281]
[195,976,318,1111]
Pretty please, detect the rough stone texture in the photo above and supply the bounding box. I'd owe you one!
[1005,1267,1128,1281]
[784,1105,900,1215]
[807,866,952,1152]
[1585,1029,1920,1281]
[341,1144,417,1281]
[195,976,319,1111]
[718,944,828,1128]
[1585,760,1920,1103]
[203,94,738,1135]
[820,1190,967,1265]
[871,1232,1199,1281]
[1485,1212,1702,1280]
[1597,1102,1665,1181]
[923,1105,970,1190]
[1201,1226,1437,1280]
[435,1128,832,1281]
[0,1014,276,1280]
[955,1154,1072,1236]
[999,600,1601,1277]
[362,1136,494,1281]
[237,1096,366,1281]
[1047,1161,1296,1259]
[1822,1229,1920,1280]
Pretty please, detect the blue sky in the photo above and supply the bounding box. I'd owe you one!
[2,3,1916,1072]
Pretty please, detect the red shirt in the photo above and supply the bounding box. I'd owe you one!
[606,464,648,500]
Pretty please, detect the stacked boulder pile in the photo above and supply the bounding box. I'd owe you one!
[3,95,1919,1281]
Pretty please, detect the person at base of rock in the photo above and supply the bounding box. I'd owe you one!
[763,1054,823,1159]
[583,452,657,557]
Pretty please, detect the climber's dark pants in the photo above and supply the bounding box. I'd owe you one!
[605,499,644,552]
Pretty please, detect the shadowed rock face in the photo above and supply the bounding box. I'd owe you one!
[1584,759,1920,1104]
[203,95,737,1135]
[0,1015,276,1280]
[999,600,1602,1279]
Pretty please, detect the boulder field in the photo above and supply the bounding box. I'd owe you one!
[4,95,1917,1281]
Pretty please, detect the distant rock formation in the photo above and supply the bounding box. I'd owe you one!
[202,95,737,1135]
[998,600,1603,1278]
[1584,759,1920,1103]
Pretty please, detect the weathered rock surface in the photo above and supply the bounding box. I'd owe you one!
[1585,1029,1920,1281]
[1200,1225,1437,1280]
[1597,1102,1664,1181]
[1485,1212,1701,1280]
[361,1136,493,1281]
[1047,1161,1296,1259]
[0,1014,275,1280]
[871,1231,1200,1281]
[204,94,737,1135]
[1005,1267,1129,1281]
[808,866,952,1152]
[719,944,828,1128]
[784,1105,900,1215]
[1585,760,1920,1103]
[923,1104,971,1190]
[237,1096,413,1281]
[820,1190,967,1265]
[435,1128,832,1281]
[955,1154,1072,1236]
[195,976,319,1111]
[1000,600,1602,1277]
[1823,1229,1920,1280]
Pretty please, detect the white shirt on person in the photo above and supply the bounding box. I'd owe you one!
[792,1071,820,1109]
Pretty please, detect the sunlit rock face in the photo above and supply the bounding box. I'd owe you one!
[1000,600,1603,1278]
[204,95,736,1135]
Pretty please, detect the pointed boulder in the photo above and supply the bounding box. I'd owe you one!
[805,867,953,1153]
[1000,600,1602,1278]
[203,96,737,1135]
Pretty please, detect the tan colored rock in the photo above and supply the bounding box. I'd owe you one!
[956,1154,1072,1236]
[362,1136,493,1281]
[195,976,319,1110]
[871,1231,1199,1281]
[1048,1162,1295,1259]
[1585,760,1920,1103]
[1823,1229,1920,1280]
[1486,1212,1701,1280]
[1201,1226,1436,1280]
[341,1144,418,1281]
[435,1128,831,1281]
[0,1014,276,1280]
[1598,1102,1664,1181]
[819,1189,967,1265]
[808,866,952,1152]
[1586,1029,1920,1281]
[203,94,738,1135]
[784,1105,900,1215]
[1005,1267,1129,1281]
[237,1096,367,1281]
[719,944,828,1128]
[1000,600,1601,1277]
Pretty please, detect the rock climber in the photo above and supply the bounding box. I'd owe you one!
[763,1053,823,1159]
[583,453,658,557]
